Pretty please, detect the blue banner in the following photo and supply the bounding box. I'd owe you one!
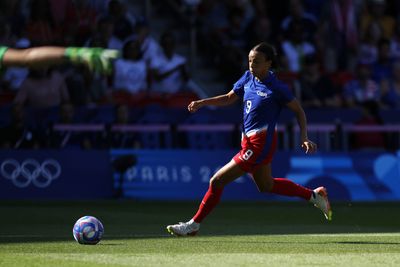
[0,150,113,199]
[111,149,400,201]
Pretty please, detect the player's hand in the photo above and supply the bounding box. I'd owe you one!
[188,100,203,113]
[301,139,317,154]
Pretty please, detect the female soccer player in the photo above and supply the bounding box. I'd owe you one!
[0,46,118,74]
[166,42,332,236]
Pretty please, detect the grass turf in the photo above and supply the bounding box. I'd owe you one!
[0,200,399,267]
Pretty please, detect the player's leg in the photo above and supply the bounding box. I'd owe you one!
[251,164,332,220]
[192,159,245,222]
[166,160,245,236]
[1,46,118,74]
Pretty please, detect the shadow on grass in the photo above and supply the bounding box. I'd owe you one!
[1,201,400,244]
[2,230,400,245]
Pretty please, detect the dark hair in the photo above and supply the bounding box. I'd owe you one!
[251,42,278,68]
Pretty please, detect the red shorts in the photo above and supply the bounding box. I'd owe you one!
[233,130,277,173]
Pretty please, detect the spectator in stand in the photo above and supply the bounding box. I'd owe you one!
[136,18,161,66]
[85,16,123,51]
[389,18,400,60]
[229,0,256,29]
[64,64,91,105]
[246,15,273,50]
[360,0,395,41]
[110,104,140,148]
[65,31,118,105]
[357,22,383,65]
[112,39,148,95]
[62,0,99,46]
[58,102,75,124]
[0,104,43,149]
[372,38,393,82]
[26,0,59,45]
[107,0,136,41]
[280,0,317,42]
[390,18,400,60]
[48,0,69,25]
[281,19,316,73]
[0,1,27,43]
[224,7,248,51]
[303,0,326,20]
[196,0,229,58]
[49,103,93,149]
[2,38,30,91]
[88,0,109,14]
[380,60,400,108]
[318,0,361,72]
[14,67,70,109]
[83,30,118,104]
[297,54,341,107]
[214,9,248,85]
[150,32,189,94]
[343,63,380,107]
[0,17,18,47]
[351,100,386,150]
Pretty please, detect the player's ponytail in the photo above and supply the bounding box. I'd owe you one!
[251,42,278,69]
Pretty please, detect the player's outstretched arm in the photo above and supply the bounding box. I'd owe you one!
[188,90,238,113]
[0,46,119,75]
[286,98,317,154]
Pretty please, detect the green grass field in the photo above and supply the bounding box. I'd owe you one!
[0,200,399,267]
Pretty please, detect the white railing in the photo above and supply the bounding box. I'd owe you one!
[51,123,400,151]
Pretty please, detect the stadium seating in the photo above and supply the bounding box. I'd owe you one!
[380,109,400,124]
[182,107,238,149]
[135,104,188,148]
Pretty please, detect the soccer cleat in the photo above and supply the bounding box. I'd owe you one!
[311,187,332,221]
[65,47,119,75]
[166,220,200,237]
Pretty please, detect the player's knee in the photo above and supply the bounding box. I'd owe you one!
[257,179,274,193]
[257,184,270,193]
[209,176,224,189]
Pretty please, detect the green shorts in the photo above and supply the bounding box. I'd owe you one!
[0,46,9,70]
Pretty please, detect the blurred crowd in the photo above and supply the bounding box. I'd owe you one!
[0,0,196,107]
[0,0,399,151]
[189,0,400,110]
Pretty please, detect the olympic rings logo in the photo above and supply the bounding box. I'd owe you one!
[0,159,62,188]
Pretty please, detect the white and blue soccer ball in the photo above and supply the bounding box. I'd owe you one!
[73,216,104,245]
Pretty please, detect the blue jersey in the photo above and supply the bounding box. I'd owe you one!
[233,70,294,135]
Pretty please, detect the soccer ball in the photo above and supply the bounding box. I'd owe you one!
[73,216,104,245]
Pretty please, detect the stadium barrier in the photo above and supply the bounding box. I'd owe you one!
[0,150,113,199]
[51,123,399,151]
[1,148,399,201]
[111,149,400,201]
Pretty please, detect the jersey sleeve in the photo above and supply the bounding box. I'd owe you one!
[232,71,250,98]
[275,81,295,105]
